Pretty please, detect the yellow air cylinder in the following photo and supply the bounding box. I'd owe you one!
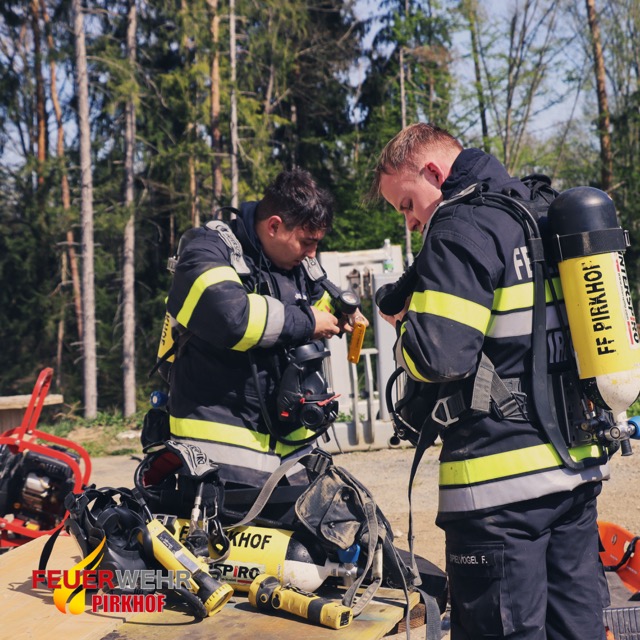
[171,522,346,593]
[548,187,640,423]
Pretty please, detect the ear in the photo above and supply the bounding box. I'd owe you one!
[423,161,445,186]
[266,215,282,237]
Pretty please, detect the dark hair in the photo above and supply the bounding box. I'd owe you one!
[256,168,334,232]
[367,123,462,202]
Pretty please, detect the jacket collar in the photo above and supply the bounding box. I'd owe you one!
[234,201,265,264]
[442,148,530,201]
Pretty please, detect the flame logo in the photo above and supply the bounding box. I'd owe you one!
[53,537,106,614]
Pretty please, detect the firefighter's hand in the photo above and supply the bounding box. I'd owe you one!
[339,311,369,334]
[379,297,410,326]
[311,307,341,340]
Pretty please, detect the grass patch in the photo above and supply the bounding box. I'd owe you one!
[36,410,146,457]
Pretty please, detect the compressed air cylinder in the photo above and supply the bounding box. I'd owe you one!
[170,521,346,593]
[215,526,346,592]
[548,187,640,421]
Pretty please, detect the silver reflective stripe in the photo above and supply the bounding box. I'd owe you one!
[172,438,313,478]
[486,305,563,339]
[258,296,286,348]
[438,462,609,514]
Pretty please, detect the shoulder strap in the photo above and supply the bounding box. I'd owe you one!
[301,256,327,283]
[221,452,327,530]
[205,220,251,276]
[38,523,66,571]
[430,182,482,221]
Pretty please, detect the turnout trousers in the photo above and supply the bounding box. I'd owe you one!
[438,481,609,640]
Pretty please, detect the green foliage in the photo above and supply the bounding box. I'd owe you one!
[357,0,454,131]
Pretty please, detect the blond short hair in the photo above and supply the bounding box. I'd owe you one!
[369,123,462,201]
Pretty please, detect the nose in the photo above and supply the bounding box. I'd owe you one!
[404,212,419,232]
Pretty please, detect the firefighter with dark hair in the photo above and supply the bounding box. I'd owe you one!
[372,123,611,640]
[166,168,364,490]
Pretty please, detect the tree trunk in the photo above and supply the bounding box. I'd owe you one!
[400,0,413,267]
[56,250,67,389]
[72,0,98,418]
[40,0,83,388]
[463,0,490,153]
[122,0,137,417]
[229,0,238,210]
[585,0,613,192]
[208,0,222,214]
[399,47,406,129]
[66,230,83,340]
[189,153,200,227]
[30,0,47,192]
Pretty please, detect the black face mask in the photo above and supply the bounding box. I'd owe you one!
[276,341,338,432]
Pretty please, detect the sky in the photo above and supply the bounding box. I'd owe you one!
[352,0,588,141]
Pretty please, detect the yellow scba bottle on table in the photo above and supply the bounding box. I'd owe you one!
[549,187,640,452]
[248,574,353,629]
[170,521,355,593]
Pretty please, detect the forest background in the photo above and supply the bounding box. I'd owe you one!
[1,0,638,426]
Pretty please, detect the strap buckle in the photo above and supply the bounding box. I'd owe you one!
[431,391,465,428]
[492,390,529,421]
[306,448,332,476]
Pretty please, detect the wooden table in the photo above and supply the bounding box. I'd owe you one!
[0,393,64,432]
[0,535,419,640]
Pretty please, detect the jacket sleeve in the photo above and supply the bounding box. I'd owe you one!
[166,228,315,351]
[396,213,501,383]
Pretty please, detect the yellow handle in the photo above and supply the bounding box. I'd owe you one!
[348,321,366,364]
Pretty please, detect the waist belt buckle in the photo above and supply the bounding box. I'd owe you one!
[431,396,461,429]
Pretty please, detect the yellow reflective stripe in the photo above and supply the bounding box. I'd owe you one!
[231,293,268,351]
[492,278,563,313]
[171,416,271,450]
[399,324,431,382]
[492,282,533,312]
[439,443,603,486]
[546,277,563,302]
[176,266,241,327]
[170,416,315,454]
[275,426,318,456]
[409,290,490,334]
[314,291,334,314]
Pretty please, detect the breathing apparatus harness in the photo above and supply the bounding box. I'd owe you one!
[153,217,361,448]
[380,178,625,472]
[253,255,366,447]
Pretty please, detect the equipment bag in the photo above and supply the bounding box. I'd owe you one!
[225,448,445,639]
